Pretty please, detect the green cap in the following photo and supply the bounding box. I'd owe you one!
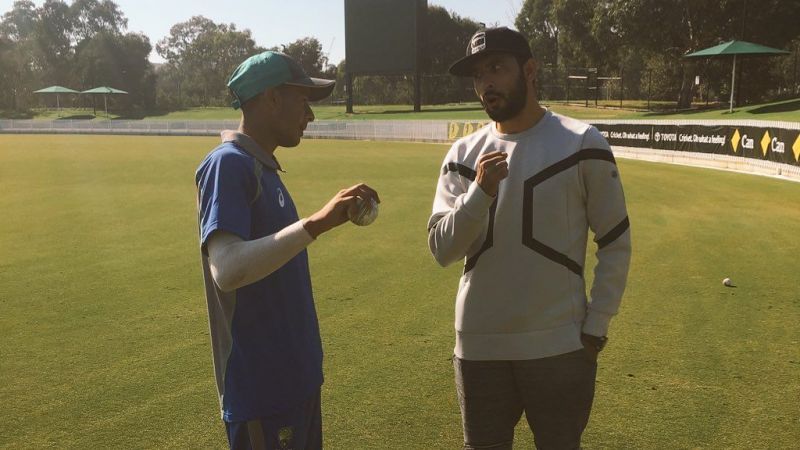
[226,51,336,109]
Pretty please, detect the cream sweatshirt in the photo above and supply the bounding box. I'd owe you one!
[428,110,631,360]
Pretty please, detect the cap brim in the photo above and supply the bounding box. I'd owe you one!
[449,53,482,77]
[448,50,527,77]
[284,77,336,101]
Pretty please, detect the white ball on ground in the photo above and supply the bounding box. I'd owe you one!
[722,277,733,287]
[348,197,379,226]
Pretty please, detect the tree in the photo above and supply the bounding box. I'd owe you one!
[281,37,328,78]
[516,0,565,100]
[516,0,559,66]
[0,35,18,109]
[155,16,216,66]
[0,1,40,109]
[0,0,156,112]
[154,62,183,109]
[599,0,800,106]
[74,30,155,110]
[35,0,74,85]
[0,0,37,41]
[156,16,262,106]
[185,23,262,104]
[155,16,216,106]
[515,0,800,108]
[419,5,481,104]
[69,0,126,45]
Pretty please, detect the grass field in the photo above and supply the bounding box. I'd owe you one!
[1,135,799,449]
[5,97,800,122]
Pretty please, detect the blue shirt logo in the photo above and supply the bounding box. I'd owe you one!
[277,187,285,208]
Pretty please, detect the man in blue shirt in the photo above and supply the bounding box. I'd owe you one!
[196,51,380,450]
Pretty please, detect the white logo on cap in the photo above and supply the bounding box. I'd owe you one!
[471,32,486,54]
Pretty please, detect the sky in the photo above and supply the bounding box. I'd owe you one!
[0,0,522,64]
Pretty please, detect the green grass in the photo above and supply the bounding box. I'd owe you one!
[5,97,800,122]
[1,135,799,449]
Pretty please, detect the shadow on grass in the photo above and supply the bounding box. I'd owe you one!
[748,99,800,114]
[111,109,173,120]
[56,114,97,120]
[349,105,484,115]
[0,110,35,119]
[639,104,728,118]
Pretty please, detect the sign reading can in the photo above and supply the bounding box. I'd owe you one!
[592,123,800,166]
[444,121,800,167]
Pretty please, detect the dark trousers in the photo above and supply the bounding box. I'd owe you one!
[225,390,322,450]
[453,350,597,450]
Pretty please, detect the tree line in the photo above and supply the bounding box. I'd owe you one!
[0,0,155,111]
[517,0,799,108]
[1,0,798,113]
[0,1,480,112]
[0,1,331,112]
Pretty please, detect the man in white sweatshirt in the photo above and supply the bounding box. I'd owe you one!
[428,28,631,449]
[196,51,379,449]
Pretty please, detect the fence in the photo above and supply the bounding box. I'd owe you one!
[1,118,798,181]
[0,119,241,136]
[539,55,800,110]
[0,119,453,142]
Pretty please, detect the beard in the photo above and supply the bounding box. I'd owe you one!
[480,73,528,122]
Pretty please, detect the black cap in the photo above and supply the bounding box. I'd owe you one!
[449,27,533,77]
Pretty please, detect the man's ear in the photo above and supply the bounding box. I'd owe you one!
[524,58,537,85]
[263,87,281,109]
